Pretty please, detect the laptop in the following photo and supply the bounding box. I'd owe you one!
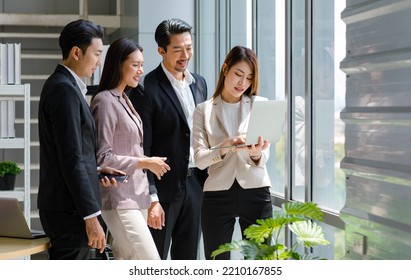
[211,100,287,149]
[0,197,47,239]
[244,100,287,145]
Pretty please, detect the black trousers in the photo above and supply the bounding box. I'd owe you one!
[39,210,92,260]
[201,180,272,260]
[149,168,204,260]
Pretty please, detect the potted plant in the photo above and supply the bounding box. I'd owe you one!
[211,201,330,260]
[0,161,22,191]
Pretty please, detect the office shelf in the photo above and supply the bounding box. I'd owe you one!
[0,84,31,226]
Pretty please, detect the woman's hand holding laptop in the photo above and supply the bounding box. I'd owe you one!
[236,136,269,162]
[218,135,269,161]
[218,135,246,158]
[243,136,269,162]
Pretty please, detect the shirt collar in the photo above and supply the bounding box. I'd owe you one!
[108,87,122,97]
[61,64,88,98]
[161,62,195,87]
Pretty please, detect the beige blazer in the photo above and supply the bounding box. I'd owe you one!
[193,94,272,192]
[90,88,150,210]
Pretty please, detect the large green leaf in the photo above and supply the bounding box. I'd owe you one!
[243,243,285,260]
[210,240,245,258]
[244,217,285,243]
[212,240,286,260]
[244,212,306,243]
[283,201,324,221]
[289,220,330,247]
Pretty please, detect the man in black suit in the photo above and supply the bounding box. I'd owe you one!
[38,19,111,260]
[129,18,208,260]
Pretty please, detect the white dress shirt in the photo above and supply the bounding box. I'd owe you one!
[222,100,241,137]
[161,63,197,168]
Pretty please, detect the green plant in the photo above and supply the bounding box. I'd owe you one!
[211,201,330,260]
[0,161,22,177]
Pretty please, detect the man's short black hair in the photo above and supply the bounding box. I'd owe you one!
[59,19,104,60]
[154,18,192,51]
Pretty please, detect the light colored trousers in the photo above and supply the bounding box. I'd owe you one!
[102,209,160,260]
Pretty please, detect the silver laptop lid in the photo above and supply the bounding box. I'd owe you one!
[245,100,287,145]
[0,197,43,239]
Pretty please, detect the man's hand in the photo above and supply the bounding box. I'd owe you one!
[147,201,165,230]
[85,216,106,253]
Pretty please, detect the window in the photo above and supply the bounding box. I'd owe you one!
[196,0,347,259]
[312,0,346,212]
[255,0,286,196]
[254,0,347,259]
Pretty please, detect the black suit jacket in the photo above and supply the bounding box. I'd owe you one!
[38,64,101,217]
[129,64,208,202]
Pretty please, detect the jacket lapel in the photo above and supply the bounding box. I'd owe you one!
[110,89,144,140]
[56,65,97,143]
[213,95,230,137]
[190,79,201,105]
[238,95,252,135]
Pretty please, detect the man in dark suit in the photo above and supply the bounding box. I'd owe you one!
[38,19,110,260]
[129,18,208,260]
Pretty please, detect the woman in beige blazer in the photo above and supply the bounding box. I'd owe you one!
[193,46,273,259]
[90,38,170,260]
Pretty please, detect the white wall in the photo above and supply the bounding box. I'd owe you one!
[138,0,195,74]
